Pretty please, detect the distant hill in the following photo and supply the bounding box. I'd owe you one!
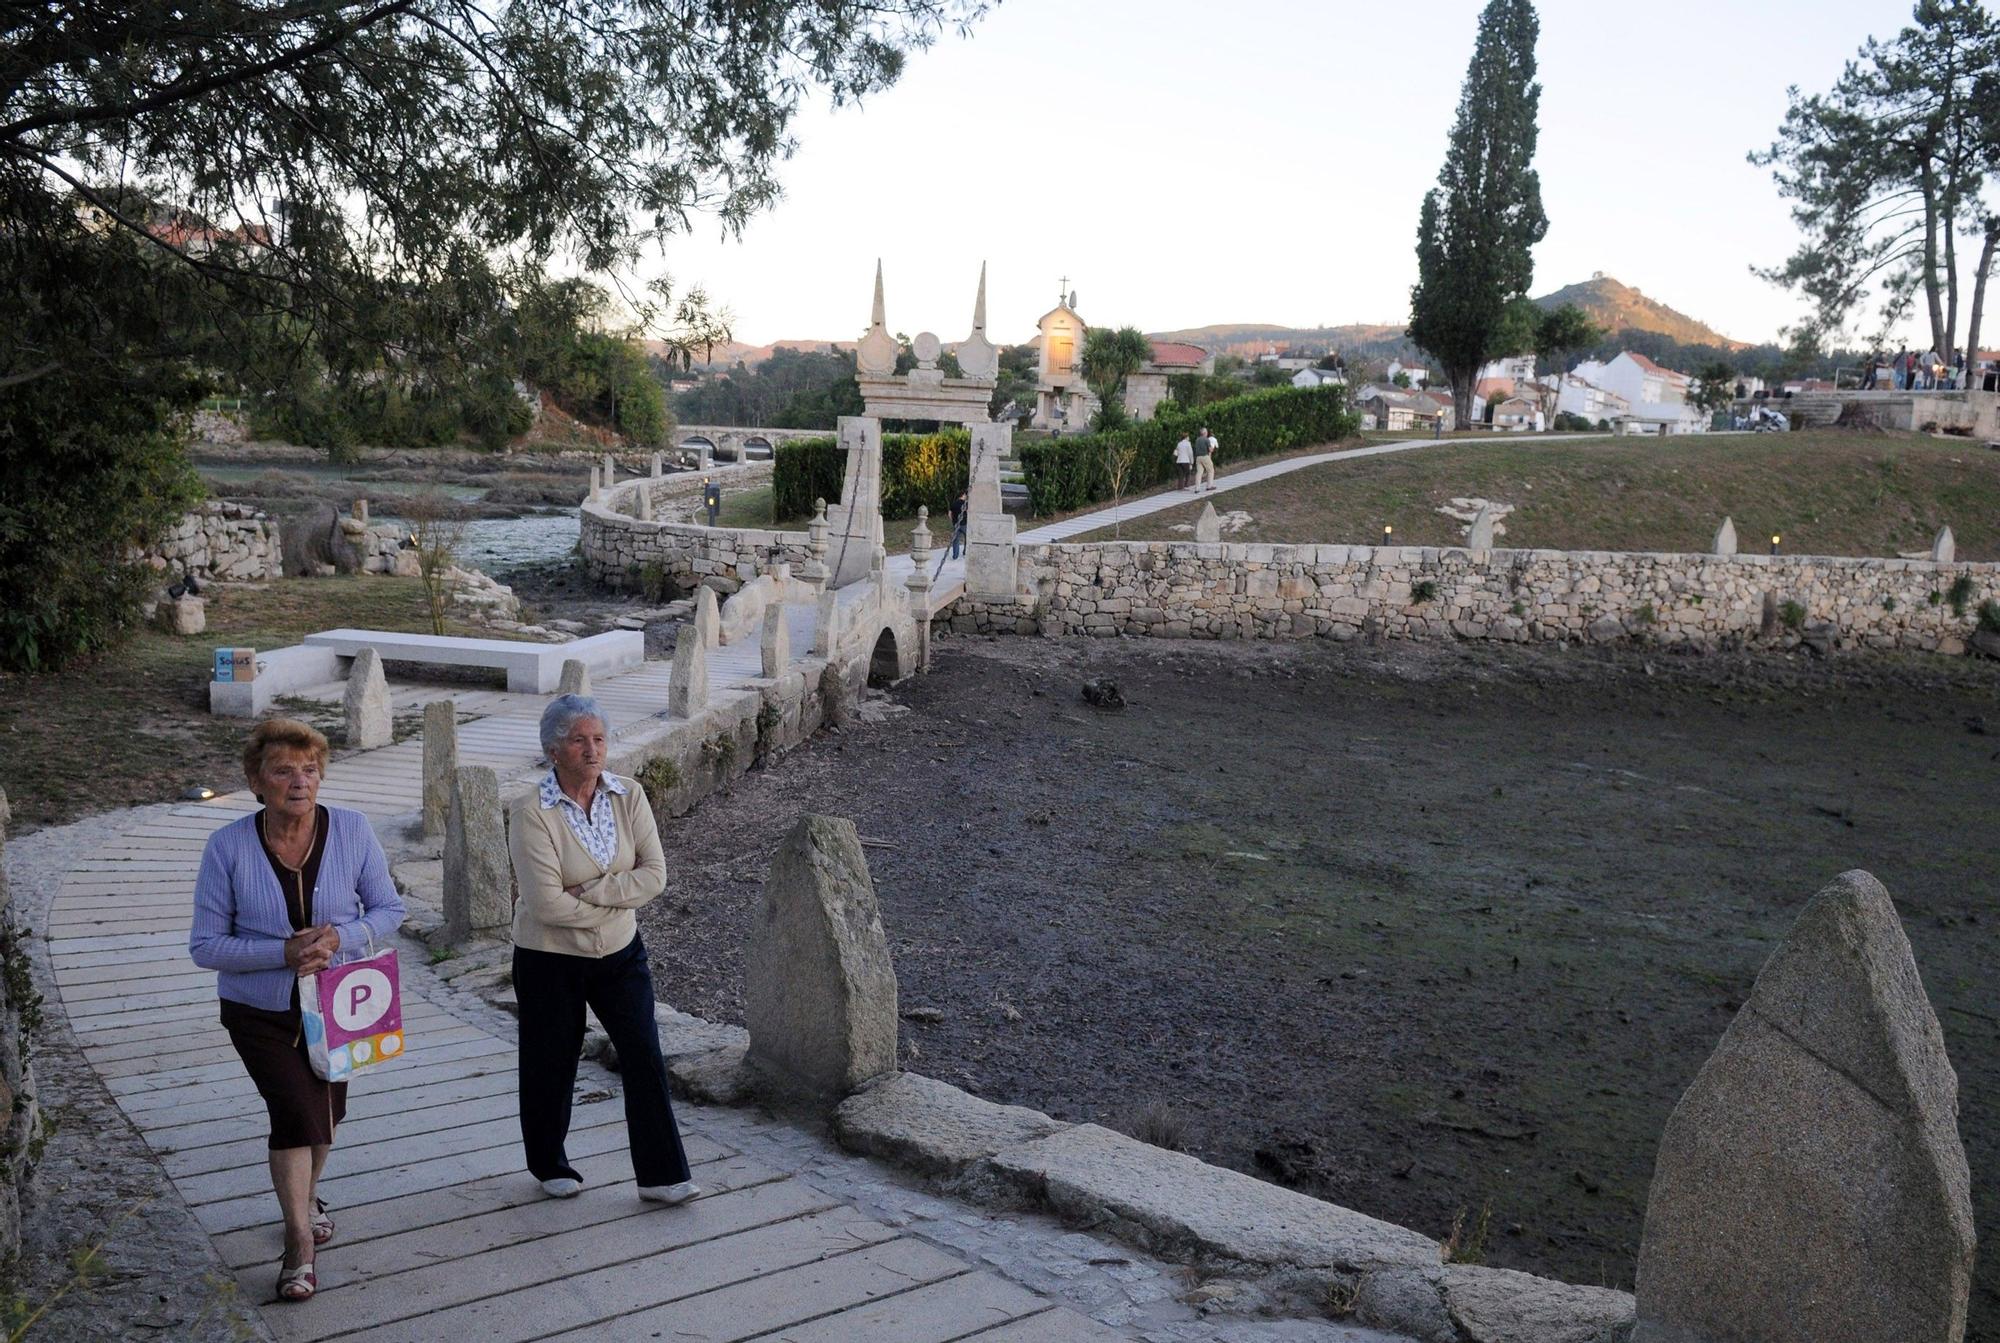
[1531,275,1746,350]
[652,337,855,369]
[1145,322,1418,361]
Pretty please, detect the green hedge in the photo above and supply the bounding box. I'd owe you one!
[1018,385,1357,514]
[772,429,971,521]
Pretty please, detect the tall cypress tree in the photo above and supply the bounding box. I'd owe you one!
[1408,0,1549,429]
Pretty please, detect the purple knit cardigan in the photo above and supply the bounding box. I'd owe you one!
[188,805,407,1011]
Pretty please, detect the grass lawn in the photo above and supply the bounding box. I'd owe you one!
[0,577,511,832]
[1071,429,2000,560]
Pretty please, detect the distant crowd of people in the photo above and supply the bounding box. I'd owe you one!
[1858,347,1997,392]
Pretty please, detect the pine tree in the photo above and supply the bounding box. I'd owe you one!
[1408,0,1549,429]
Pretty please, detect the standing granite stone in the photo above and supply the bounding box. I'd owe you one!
[586,464,600,502]
[1932,525,1955,564]
[1712,517,1738,557]
[420,700,457,838]
[635,485,653,522]
[668,626,707,719]
[1193,502,1221,543]
[342,647,392,749]
[557,658,590,696]
[1466,504,1495,551]
[760,603,790,679]
[601,452,615,487]
[1633,869,1975,1343]
[693,584,720,649]
[744,814,898,1098]
[442,765,511,942]
[650,451,663,479]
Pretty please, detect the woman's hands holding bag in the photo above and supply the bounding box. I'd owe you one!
[285,925,340,976]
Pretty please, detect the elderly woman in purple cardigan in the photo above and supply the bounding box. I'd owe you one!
[189,718,405,1304]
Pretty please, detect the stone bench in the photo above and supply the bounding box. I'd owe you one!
[209,644,345,717]
[301,628,644,693]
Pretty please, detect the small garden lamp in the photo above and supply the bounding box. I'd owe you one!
[1770,533,1782,556]
[1383,524,1394,547]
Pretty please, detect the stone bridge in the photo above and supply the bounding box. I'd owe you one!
[672,424,826,463]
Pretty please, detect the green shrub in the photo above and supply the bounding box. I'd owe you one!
[772,429,970,521]
[1946,573,1976,618]
[1978,599,2000,634]
[1780,599,1807,630]
[1635,602,1657,625]
[1411,579,1439,604]
[1019,385,1357,514]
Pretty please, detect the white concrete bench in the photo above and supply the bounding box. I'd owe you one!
[209,645,346,717]
[301,628,644,693]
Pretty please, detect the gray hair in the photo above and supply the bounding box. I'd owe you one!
[540,694,609,756]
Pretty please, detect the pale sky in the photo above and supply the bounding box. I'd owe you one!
[644,0,1925,351]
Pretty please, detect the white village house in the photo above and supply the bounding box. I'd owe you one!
[1571,352,1706,434]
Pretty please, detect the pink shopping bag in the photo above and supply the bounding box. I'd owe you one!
[300,948,406,1082]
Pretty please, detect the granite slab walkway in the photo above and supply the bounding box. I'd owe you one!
[40,618,1139,1343]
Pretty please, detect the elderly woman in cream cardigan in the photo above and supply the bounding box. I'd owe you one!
[508,694,697,1204]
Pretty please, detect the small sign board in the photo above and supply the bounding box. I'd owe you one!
[211,647,257,682]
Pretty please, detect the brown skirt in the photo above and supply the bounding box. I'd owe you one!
[220,999,347,1150]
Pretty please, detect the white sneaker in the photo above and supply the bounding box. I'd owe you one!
[638,1181,700,1205]
[540,1177,582,1199]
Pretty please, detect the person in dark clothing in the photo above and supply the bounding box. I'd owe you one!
[948,490,968,560]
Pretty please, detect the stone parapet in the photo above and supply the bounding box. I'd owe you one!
[135,501,283,584]
[580,470,807,593]
[941,540,2000,655]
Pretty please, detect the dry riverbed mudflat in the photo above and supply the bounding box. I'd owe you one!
[639,632,2000,1329]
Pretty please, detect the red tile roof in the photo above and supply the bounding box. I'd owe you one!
[1624,351,1689,379]
[1147,341,1210,368]
[1473,377,1515,399]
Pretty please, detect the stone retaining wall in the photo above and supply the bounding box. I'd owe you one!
[580,469,807,592]
[137,501,283,583]
[943,540,2000,655]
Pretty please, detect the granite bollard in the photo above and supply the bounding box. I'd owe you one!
[556,658,590,696]
[1193,502,1221,544]
[694,585,720,649]
[1933,524,1955,565]
[1466,504,1495,551]
[744,814,898,1098]
[668,626,707,719]
[760,603,790,679]
[1712,517,1737,557]
[342,647,392,749]
[442,765,511,942]
[420,700,456,838]
[1633,869,1975,1343]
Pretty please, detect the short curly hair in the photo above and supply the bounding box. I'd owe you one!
[242,718,330,787]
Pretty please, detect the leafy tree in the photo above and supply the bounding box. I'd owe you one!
[1753,1,2000,361]
[675,348,863,428]
[1530,303,1601,423]
[1081,327,1154,426]
[0,0,979,669]
[1689,360,1740,417]
[1407,0,1550,428]
[1392,371,1413,389]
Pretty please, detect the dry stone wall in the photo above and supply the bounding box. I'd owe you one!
[137,501,283,583]
[944,541,2000,655]
[581,474,807,592]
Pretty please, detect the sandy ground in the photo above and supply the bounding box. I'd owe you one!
[637,632,2000,1330]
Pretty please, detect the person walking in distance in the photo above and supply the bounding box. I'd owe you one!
[1192,426,1217,492]
[1173,432,1194,491]
[947,489,967,560]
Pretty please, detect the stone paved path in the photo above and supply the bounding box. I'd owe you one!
[1018,431,1759,544]
[40,618,1146,1343]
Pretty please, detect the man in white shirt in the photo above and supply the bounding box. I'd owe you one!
[1173,434,1194,490]
[1193,428,1217,492]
